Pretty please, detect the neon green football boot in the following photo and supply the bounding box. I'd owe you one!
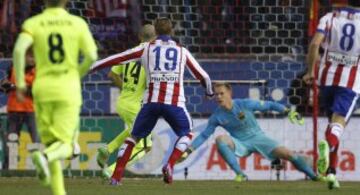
[96,147,110,169]
[234,174,247,182]
[101,163,115,179]
[31,151,50,186]
[327,173,340,189]
[317,140,330,175]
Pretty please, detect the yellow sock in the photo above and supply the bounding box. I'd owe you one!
[44,141,73,162]
[49,160,66,195]
[107,129,130,154]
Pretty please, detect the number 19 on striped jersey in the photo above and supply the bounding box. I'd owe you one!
[153,46,178,71]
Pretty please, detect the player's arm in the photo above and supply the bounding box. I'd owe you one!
[241,99,288,113]
[240,99,304,125]
[303,14,328,85]
[303,32,325,84]
[108,67,123,89]
[13,31,33,102]
[78,20,98,78]
[184,48,214,97]
[90,44,145,72]
[190,116,218,151]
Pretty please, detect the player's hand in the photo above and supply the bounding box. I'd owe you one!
[302,72,314,85]
[287,110,304,125]
[205,93,214,100]
[16,88,26,102]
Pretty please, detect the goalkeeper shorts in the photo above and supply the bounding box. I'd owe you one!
[231,133,280,161]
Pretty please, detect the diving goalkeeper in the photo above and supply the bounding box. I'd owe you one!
[186,83,321,182]
[96,24,156,178]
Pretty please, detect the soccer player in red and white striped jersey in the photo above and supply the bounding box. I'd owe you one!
[91,17,213,185]
[303,0,360,189]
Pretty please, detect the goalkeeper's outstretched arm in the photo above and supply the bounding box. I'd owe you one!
[239,99,304,125]
[191,116,218,150]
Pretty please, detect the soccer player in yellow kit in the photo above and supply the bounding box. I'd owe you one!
[12,0,97,194]
[96,24,155,178]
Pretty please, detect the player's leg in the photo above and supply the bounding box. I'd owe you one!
[31,102,51,186]
[251,133,318,180]
[49,160,65,195]
[128,135,152,165]
[316,86,334,179]
[111,103,159,184]
[43,102,80,162]
[162,105,193,184]
[106,128,131,154]
[104,108,135,154]
[97,128,130,169]
[215,135,247,181]
[97,129,131,178]
[271,146,318,180]
[102,135,152,179]
[114,109,153,161]
[39,101,80,193]
[7,112,22,140]
[50,102,80,193]
[97,106,138,169]
[97,108,137,169]
[24,112,40,143]
[320,114,344,189]
[321,87,357,189]
[5,112,22,169]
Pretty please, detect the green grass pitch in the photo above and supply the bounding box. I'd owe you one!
[0,177,359,195]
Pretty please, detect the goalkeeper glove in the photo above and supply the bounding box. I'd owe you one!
[286,109,304,125]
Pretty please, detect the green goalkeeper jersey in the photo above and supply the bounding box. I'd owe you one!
[20,8,97,104]
[111,57,146,112]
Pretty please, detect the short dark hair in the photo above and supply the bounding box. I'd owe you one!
[154,17,172,35]
[348,0,360,7]
[214,82,232,91]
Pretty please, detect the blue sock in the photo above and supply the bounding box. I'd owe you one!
[216,141,245,176]
[290,155,317,180]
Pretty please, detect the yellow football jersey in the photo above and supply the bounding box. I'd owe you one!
[21,8,97,104]
[112,60,146,112]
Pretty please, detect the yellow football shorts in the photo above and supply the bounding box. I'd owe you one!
[34,101,80,145]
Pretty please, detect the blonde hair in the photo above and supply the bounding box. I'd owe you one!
[139,24,156,42]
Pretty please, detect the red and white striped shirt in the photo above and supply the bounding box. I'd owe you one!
[91,36,213,107]
[317,8,360,93]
